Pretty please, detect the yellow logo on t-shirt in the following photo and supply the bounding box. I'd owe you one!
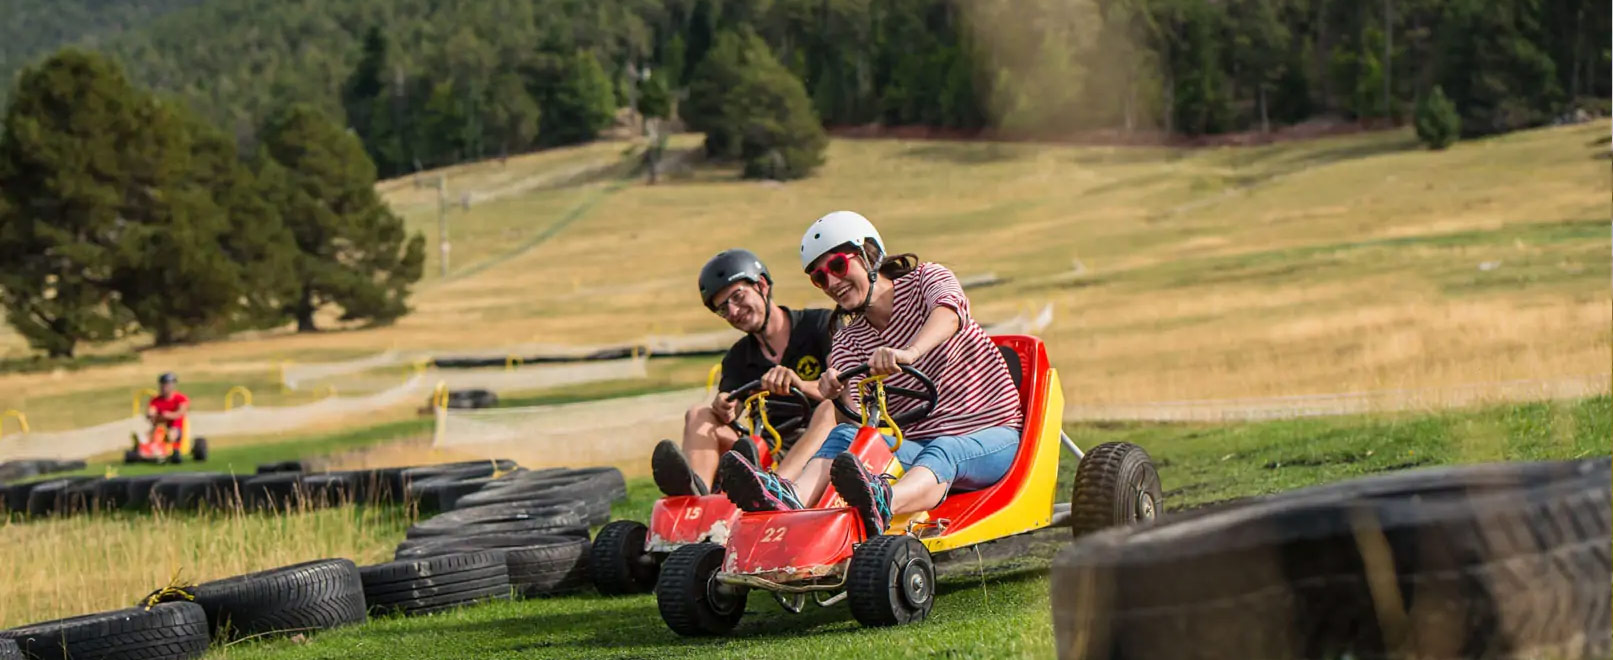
[795,355,823,380]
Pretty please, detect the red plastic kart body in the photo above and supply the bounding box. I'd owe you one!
[645,433,775,553]
[715,334,1061,591]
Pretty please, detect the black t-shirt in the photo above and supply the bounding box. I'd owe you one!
[719,305,833,400]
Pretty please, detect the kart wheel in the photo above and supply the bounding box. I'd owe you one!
[167,450,183,465]
[1070,441,1163,539]
[122,449,138,465]
[191,437,208,462]
[847,534,935,627]
[590,520,660,595]
[655,542,745,636]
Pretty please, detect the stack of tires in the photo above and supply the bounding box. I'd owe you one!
[1050,457,1613,660]
[0,558,368,660]
[377,466,628,607]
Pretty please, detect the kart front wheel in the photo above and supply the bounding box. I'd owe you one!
[590,520,660,595]
[1069,441,1163,539]
[847,534,935,627]
[191,437,208,462]
[655,542,746,636]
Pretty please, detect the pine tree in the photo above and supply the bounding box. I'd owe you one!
[257,103,425,331]
[1414,85,1461,149]
[532,50,617,147]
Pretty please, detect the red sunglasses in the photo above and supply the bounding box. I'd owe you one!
[808,252,858,289]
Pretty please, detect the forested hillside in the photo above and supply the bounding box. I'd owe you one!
[0,0,207,95]
[6,0,1607,174]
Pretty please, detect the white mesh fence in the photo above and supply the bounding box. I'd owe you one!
[1065,373,1611,422]
[431,358,648,392]
[281,351,421,390]
[432,387,711,468]
[0,374,435,462]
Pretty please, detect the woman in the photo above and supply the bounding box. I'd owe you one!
[714,210,1023,536]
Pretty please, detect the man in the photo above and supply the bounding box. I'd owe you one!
[146,372,190,445]
[650,249,835,497]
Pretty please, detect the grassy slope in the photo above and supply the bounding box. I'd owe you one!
[213,394,1611,660]
[5,125,1605,419]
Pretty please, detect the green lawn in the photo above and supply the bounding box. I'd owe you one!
[213,394,1611,660]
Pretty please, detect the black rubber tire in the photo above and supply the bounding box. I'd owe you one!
[0,601,209,660]
[122,475,168,511]
[589,520,661,596]
[501,537,591,597]
[1050,457,1613,660]
[189,558,366,641]
[1070,442,1164,539]
[399,460,517,489]
[394,532,577,559]
[847,534,936,628]
[361,550,511,616]
[4,482,41,513]
[240,473,304,511]
[0,637,17,660]
[453,475,613,524]
[655,542,745,637]
[255,460,304,475]
[547,467,628,502]
[300,473,359,508]
[25,477,93,517]
[171,474,244,511]
[190,437,208,462]
[63,478,112,513]
[406,500,589,540]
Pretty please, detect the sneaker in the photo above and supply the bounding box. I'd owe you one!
[716,450,803,512]
[651,439,708,497]
[730,435,763,469]
[830,452,895,536]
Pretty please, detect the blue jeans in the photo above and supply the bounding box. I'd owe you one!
[812,424,1021,492]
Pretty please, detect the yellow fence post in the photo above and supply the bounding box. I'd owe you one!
[132,388,158,418]
[705,363,723,394]
[224,386,253,411]
[0,410,28,438]
[505,355,523,372]
[432,380,449,446]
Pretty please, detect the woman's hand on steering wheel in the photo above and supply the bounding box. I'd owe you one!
[830,363,940,428]
[868,346,918,377]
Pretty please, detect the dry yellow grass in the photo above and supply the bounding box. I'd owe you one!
[0,503,411,629]
[1,123,1606,423]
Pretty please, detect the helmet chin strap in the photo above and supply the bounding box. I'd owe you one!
[846,250,879,316]
[753,281,777,360]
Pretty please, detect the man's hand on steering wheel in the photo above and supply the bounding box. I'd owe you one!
[710,394,738,424]
[868,346,918,377]
[760,365,801,397]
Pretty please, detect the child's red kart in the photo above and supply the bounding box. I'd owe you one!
[653,335,1164,635]
[125,418,208,465]
[588,380,813,595]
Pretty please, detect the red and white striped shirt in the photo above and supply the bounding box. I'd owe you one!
[830,262,1023,439]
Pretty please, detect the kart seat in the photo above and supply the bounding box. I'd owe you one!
[998,345,1023,391]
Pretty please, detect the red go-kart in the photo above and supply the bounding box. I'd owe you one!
[653,335,1164,635]
[125,418,208,465]
[588,380,813,595]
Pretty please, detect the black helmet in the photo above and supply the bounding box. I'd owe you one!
[698,249,772,310]
[157,372,178,385]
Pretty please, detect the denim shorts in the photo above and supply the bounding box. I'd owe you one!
[811,423,1021,492]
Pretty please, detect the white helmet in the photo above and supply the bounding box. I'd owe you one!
[799,210,886,271]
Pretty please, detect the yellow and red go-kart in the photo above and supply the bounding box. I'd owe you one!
[654,334,1164,635]
[125,417,209,465]
[588,379,814,595]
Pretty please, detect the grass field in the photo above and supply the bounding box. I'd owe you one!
[5,394,1597,654]
[1,124,1604,436]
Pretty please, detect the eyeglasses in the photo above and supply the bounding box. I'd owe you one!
[808,252,858,289]
[712,288,748,318]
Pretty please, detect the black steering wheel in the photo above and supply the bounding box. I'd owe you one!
[724,379,813,438]
[832,364,940,428]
